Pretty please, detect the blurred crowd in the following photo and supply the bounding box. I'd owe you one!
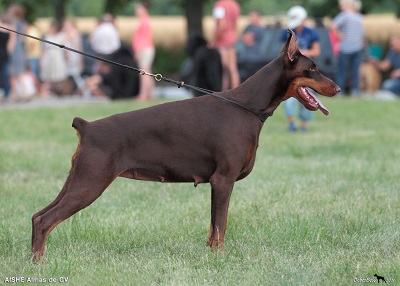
[183,0,400,103]
[1,0,399,109]
[0,3,155,103]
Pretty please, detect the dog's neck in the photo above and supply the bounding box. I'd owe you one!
[224,56,289,121]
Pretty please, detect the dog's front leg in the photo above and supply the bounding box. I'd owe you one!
[207,176,235,249]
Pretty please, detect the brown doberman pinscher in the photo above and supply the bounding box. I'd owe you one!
[31,30,340,261]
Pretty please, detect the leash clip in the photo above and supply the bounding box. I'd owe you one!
[139,69,162,82]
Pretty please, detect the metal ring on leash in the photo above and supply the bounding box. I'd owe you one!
[154,74,162,82]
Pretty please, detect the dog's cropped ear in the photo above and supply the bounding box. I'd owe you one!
[283,29,299,63]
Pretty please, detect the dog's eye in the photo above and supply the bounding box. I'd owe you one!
[309,67,316,71]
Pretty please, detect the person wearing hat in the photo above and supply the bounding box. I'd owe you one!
[281,5,321,132]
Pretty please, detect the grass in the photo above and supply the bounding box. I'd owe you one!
[0,97,399,285]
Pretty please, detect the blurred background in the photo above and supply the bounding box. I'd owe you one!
[1,0,400,78]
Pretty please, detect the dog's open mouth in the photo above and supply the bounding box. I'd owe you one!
[297,86,329,116]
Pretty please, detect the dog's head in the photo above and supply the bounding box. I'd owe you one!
[280,30,340,116]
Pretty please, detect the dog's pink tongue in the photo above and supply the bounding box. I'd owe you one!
[317,101,329,116]
[310,93,329,116]
[318,101,329,116]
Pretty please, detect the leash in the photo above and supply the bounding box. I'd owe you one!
[0,24,266,122]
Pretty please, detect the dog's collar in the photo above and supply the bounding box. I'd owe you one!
[258,114,268,122]
[207,92,267,123]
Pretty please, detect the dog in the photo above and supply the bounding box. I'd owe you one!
[31,30,340,261]
[359,61,382,94]
[374,274,387,283]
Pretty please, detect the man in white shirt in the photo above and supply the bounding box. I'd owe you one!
[90,13,121,55]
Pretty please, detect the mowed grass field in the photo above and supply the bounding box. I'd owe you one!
[0,96,399,285]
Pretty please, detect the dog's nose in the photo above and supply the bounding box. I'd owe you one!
[335,85,341,94]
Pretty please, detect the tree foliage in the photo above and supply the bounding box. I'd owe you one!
[308,0,400,18]
[1,0,400,25]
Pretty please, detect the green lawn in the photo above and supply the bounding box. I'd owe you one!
[0,97,399,285]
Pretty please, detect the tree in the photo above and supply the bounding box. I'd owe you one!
[308,0,400,18]
[54,0,68,25]
[104,0,137,15]
[0,0,69,24]
[184,0,204,39]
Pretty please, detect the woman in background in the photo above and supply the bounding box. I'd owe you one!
[40,20,68,96]
[211,0,241,91]
[63,18,85,95]
[132,3,155,101]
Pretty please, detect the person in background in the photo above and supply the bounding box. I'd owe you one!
[63,18,85,95]
[281,5,320,132]
[7,3,27,101]
[375,35,400,96]
[40,20,68,96]
[85,44,139,100]
[24,24,41,84]
[0,13,16,102]
[241,11,264,51]
[90,13,120,56]
[16,64,38,100]
[132,3,155,101]
[237,10,265,82]
[331,0,364,97]
[211,0,241,91]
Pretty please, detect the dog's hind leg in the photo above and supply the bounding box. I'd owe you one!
[30,175,76,252]
[31,149,117,261]
[31,139,84,252]
[207,174,235,249]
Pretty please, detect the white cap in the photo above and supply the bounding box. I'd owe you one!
[287,5,307,29]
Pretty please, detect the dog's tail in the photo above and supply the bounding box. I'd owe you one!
[71,117,88,163]
[72,117,88,135]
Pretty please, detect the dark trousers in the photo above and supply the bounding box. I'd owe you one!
[0,61,10,98]
[336,50,363,96]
